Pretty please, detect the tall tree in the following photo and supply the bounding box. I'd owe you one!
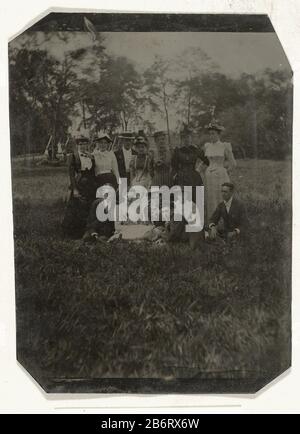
[9,47,79,157]
[173,47,218,127]
[80,55,144,134]
[143,56,174,146]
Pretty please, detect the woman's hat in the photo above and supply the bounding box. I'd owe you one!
[94,133,112,143]
[205,121,225,132]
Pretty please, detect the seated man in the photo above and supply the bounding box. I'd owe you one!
[208,182,248,242]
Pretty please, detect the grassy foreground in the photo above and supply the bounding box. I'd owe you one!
[12,159,291,386]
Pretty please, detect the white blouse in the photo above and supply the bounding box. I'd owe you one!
[93,150,120,180]
[204,141,236,170]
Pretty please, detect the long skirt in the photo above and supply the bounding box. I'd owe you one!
[204,166,229,222]
[61,196,91,238]
[152,164,173,188]
[95,173,118,191]
[174,169,203,203]
[76,171,97,202]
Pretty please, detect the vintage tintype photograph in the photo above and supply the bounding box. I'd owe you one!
[9,13,292,393]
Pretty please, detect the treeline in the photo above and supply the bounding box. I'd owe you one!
[9,33,292,159]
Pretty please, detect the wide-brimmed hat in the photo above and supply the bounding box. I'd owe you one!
[118,132,135,140]
[153,130,167,139]
[205,121,225,132]
[75,134,89,144]
[94,133,112,143]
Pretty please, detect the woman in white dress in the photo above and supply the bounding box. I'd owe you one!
[203,122,236,221]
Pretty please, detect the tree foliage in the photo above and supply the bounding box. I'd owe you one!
[9,33,292,159]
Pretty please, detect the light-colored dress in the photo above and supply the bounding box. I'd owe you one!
[204,141,236,221]
[130,154,154,190]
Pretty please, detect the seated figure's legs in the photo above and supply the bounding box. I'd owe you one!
[84,199,115,240]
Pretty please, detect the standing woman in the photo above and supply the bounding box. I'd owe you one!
[171,124,208,202]
[152,130,172,188]
[67,134,96,201]
[62,134,95,238]
[92,134,120,191]
[130,133,154,190]
[203,121,236,221]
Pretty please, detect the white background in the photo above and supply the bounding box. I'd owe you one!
[0,0,299,413]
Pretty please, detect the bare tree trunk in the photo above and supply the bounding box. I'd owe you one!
[82,100,87,129]
[52,100,61,161]
[163,85,171,147]
[120,112,125,132]
[250,94,257,159]
[26,120,31,161]
[187,86,191,127]
[51,124,56,161]
[187,71,192,127]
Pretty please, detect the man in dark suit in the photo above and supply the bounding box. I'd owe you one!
[208,182,248,241]
[114,132,135,184]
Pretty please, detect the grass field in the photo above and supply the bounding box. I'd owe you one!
[11,159,292,392]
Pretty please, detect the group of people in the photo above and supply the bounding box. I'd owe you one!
[62,121,248,247]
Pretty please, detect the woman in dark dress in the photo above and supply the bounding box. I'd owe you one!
[62,135,96,238]
[171,124,208,200]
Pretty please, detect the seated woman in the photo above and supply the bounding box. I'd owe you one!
[61,134,95,238]
[92,134,120,191]
[165,186,204,249]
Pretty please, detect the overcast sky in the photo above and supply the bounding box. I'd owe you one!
[104,32,290,76]
[11,31,290,77]
[10,31,291,131]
